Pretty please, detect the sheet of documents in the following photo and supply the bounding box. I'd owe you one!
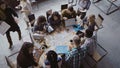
[0,21,10,35]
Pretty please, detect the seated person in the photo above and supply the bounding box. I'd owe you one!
[17,42,38,68]
[81,29,97,56]
[48,11,62,29]
[65,35,86,68]
[44,50,62,68]
[61,6,76,20]
[77,0,91,20]
[82,14,99,31]
[34,15,47,33]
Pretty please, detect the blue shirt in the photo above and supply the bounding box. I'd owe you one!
[65,46,86,68]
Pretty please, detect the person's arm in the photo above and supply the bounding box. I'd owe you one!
[26,2,32,13]
[9,8,18,18]
[95,22,100,30]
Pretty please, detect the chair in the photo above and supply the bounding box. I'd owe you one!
[92,0,119,15]
[61,4,68,11]
[95,14,104,29]
[5,51,19,68]
[85,42,108,68]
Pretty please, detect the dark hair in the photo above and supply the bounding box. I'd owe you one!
[85,29,93,38]
[51,11,61,21]
[20,42,34,57]
[68,6,74,12]
[0,1,4,5]
[47,50,58,68]
[37,15,46,25]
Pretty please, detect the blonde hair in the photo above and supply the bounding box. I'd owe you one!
[73,35,81,46]
[88,14,95,25]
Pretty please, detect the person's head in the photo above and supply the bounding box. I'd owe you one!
[46,50,58,68]
[68,6,74,12]
[51,11,60,21]
[73,35,81,47]
[37,15,46,25]
[0,1,6,10]
[85,29,93,38]
[20,42,34,56]
[88,14,95,24]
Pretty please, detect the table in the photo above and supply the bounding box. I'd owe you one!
[37,26,77,66]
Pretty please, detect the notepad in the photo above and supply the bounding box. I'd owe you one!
[55,46,68,54]
[0,21,10,35]
[73,25,84,32]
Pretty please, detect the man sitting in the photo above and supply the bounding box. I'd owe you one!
[61,6,76,20]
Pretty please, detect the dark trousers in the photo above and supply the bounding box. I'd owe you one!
[6,30,21,47]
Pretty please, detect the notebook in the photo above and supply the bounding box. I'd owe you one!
[55,45,68,54]
[65,18,76,27]
[0,21,10,35]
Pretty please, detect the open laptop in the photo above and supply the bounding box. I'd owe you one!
[65,18,76,27]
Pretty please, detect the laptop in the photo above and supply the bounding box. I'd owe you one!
[65,18,76,27]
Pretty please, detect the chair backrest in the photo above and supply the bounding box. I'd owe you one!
[95,14,104,29]
[46,9,52,21]
[61,4,68,11]
[5,56,15,68]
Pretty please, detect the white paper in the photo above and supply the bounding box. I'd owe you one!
[65,18,76,27]
[0,21,10,35]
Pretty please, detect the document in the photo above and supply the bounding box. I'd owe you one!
[0,21,10,35]
[65,18,76,27]
[55,45,68,54]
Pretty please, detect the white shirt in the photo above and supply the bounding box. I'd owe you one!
[81,31,97,55]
